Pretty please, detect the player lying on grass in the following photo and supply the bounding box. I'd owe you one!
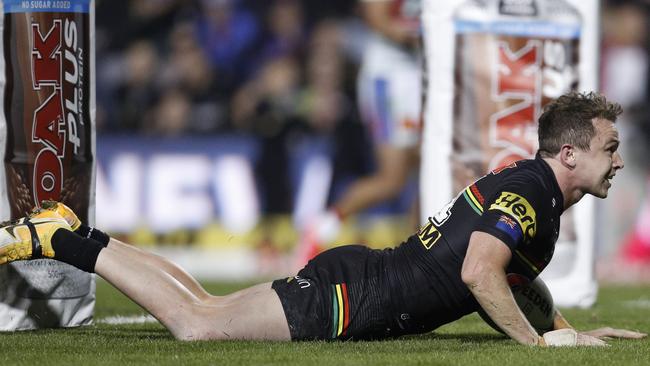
[0,92,646,346]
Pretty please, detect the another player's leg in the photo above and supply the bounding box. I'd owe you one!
[332,144,418,218]
[296,62,421,265]
[296,144,418,266]
[336,63,421,219]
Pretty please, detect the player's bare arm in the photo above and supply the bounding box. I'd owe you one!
[461,232,623,346]
[461,231,541,345]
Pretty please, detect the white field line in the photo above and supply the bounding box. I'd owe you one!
[97,314,159,325]
[621,299,650,309]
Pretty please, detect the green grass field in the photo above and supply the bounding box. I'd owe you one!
[0,280,648,366]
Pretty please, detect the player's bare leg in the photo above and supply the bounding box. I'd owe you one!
[295,144,419,266]
[333,144,419,218]
[107,238,268,307]
[106,238,216,303]
[94,245,291,341]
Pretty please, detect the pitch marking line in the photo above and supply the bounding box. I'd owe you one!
[622,299,650,309]
[97,315,158,325]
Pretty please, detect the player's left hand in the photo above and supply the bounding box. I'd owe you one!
[581,327,647,340]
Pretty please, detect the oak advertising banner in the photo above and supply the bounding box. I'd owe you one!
[0,0,96,330]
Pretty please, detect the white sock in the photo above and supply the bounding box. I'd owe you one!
[313,210,342,244]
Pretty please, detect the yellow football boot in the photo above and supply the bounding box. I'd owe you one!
[34,200,81,231]
[0,213,71,264]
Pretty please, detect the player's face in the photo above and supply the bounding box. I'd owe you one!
[575,118,624,198]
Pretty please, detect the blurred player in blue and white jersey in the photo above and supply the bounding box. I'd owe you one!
[297,0,423,262]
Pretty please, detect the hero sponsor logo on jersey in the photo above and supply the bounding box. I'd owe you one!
[489,192,536,241]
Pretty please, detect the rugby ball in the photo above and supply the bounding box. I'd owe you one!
[478,274,554,335]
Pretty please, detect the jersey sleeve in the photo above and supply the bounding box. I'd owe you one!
[473,177,543,251]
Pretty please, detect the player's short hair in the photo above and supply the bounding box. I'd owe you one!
[537,91,622,158]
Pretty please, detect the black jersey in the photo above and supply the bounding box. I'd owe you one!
[382,154,564,336]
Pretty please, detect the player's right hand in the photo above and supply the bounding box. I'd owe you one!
[582,327,647,340]
[576,332,609,346]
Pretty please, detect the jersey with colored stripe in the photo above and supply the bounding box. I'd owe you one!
[358,0,422,148]
[383,154,563,336]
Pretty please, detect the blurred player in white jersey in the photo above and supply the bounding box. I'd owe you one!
[296,0,422,263]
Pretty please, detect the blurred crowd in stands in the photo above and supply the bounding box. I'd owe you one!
[96,0,362,135]
[96,0,374,214]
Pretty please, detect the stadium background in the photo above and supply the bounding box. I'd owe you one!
[93,0,650,281]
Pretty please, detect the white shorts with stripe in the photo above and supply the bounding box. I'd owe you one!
[357,36,422,149]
